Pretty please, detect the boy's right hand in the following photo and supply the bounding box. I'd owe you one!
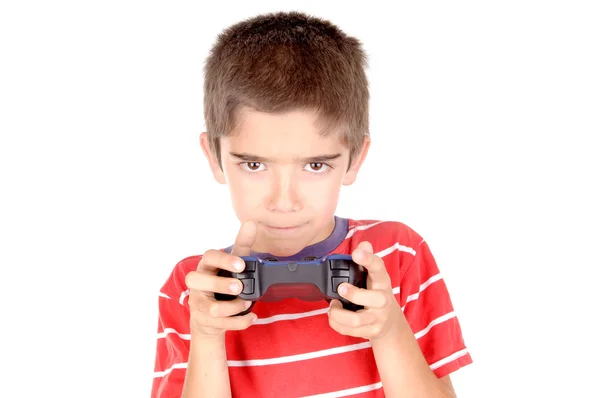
[184,221,258,339]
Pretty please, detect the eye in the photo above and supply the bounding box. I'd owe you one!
[240,162,265,172]
[304,162,330,173]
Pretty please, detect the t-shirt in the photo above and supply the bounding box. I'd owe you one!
[151,217,473,397]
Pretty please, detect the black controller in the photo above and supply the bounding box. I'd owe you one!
[214,254,367,315]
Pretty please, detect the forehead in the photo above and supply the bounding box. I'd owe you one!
[222,107,348,157]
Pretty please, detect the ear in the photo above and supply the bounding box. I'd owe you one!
[199,132,227,184]
[342,135,371,186]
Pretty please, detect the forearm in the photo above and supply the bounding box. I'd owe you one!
[182,335,232,398]
[371,312,455,398]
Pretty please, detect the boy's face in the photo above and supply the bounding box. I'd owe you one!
[200,108,369,256]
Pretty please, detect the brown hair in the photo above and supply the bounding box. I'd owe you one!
[203,11,369,165]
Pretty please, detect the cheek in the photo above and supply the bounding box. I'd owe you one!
[317,188,341,213]
[225,170,266,214]
[298,174,343,212]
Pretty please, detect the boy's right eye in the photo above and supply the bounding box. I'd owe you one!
[240,162,265,172]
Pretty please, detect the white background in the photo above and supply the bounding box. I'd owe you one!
[1,1,599,397]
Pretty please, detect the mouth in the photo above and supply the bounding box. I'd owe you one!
[261,222,308,232]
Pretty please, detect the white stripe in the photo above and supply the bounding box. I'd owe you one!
[157,328,191,340]
[153,362,187,378]
[345,221,386,239]
[156,283,407,339]
[154,327,464,377]
[376,242,416,258]
[430,348,470,370]
[154,361,384,398]
[301,382,383,398]
[154,349,470,379]
[156,289,415,338]
[158,292,171,299]
[401,273,443,311]
[227,341,372,367]
[179,289,189,305]
[414,311,456,340]
[254,307,330,325]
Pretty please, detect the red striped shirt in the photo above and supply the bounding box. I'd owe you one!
[151,219,472,397]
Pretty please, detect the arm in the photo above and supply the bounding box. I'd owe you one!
[372,238,470,397]
[328,240,470,398]
[181,221,258,397]
[371,313,456,398]
[182,335,232,398]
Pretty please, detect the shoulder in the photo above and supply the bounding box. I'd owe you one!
[344,218,427,281]
[159,254,202,298]
[346,218,425,253]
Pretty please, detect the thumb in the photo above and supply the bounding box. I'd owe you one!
[230,220,257,257]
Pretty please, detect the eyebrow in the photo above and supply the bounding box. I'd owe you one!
[229,152,342,163]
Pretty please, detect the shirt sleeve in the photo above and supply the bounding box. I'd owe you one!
[399,240,473,378]
[151,283,192,397]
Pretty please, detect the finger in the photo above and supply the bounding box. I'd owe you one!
[199,310,257,331]
[198,249,246,273]
[328,300,376,328]
[185,271,244,295]
[352,241,391,290]
[337,283,388,309]
[230,220,257,258]
[207,299,253,317]
[329,299,343,311]
[328,317,381,339]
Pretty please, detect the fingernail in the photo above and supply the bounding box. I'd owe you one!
[233,259,244,271]
[245,301,251,308]
[338,284,347,296]
[229,282,240,293]
[252,314,258,323]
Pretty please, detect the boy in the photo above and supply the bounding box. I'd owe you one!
[152,11,472,398]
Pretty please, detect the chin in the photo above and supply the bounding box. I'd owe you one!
[256,236,309,257]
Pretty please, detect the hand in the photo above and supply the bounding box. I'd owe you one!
[184,221,258,339]
[328,241,402,341]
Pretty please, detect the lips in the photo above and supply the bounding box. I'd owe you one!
[265,225,300,229]
[261,222,307,230]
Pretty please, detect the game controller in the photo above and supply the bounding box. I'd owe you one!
[214,254,367,315]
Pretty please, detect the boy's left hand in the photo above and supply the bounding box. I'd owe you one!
[328,241,402,341]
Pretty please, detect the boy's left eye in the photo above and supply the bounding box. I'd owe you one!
[304,162,329,173]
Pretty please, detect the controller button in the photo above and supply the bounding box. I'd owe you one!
[287,263,298,272]
[245,261,257,272]
[241,278,254,295]
[330,259,349,270]
[332,277,349,292]
[332,268,350,276]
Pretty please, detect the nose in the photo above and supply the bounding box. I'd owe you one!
[267,170,301,213]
